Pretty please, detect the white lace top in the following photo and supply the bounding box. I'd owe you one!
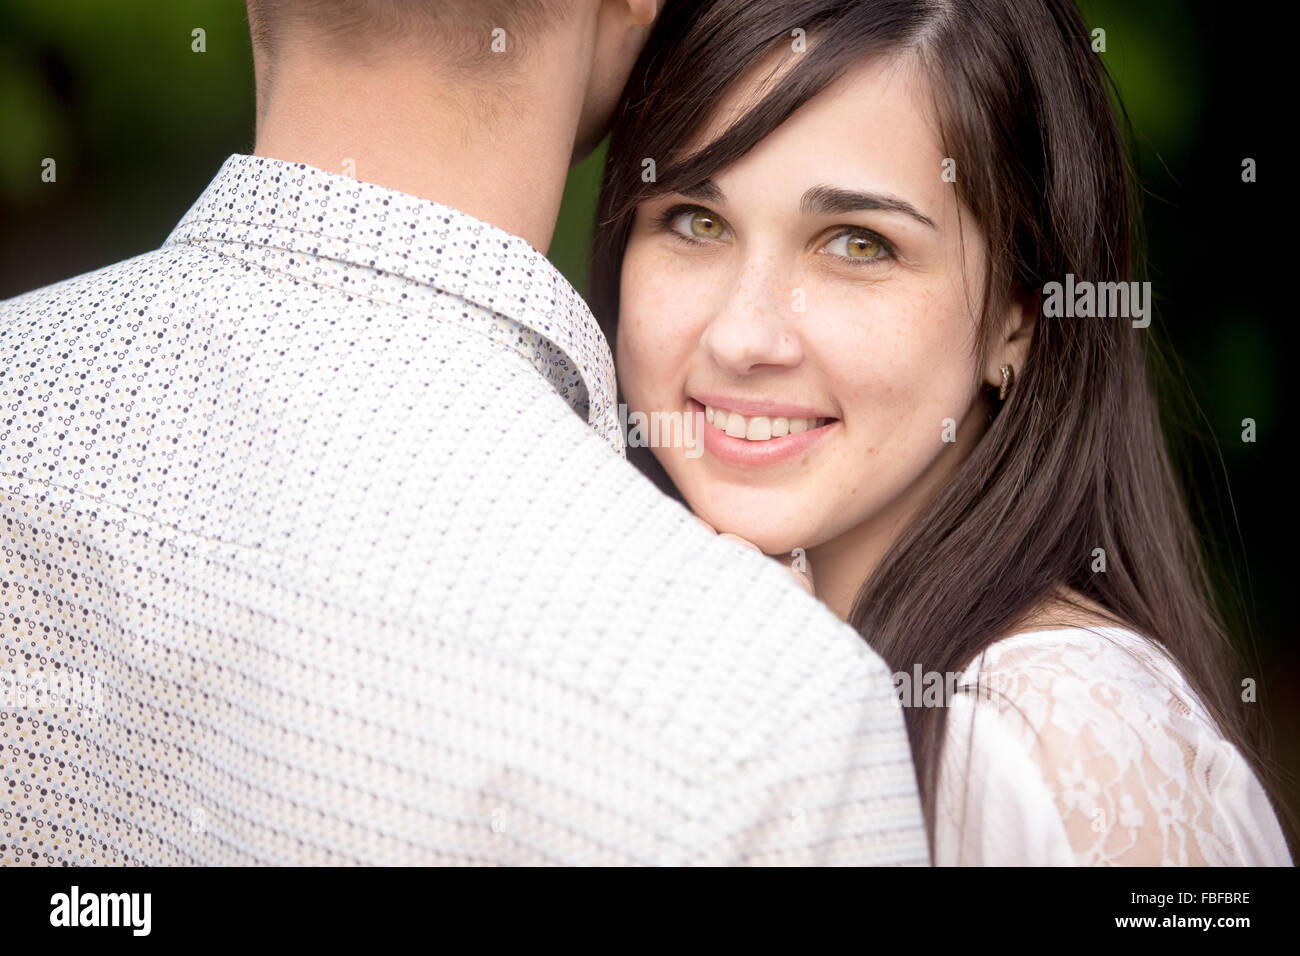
[934,626,1292,865]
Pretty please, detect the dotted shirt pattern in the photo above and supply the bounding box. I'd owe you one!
[0,154,927,865]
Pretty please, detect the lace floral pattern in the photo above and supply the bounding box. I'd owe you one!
[935,626,1292,866]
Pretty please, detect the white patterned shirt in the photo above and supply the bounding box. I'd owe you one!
[935,625,1293,865]
[0,153,928,865]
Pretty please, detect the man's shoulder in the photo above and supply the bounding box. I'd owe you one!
[491,408,900,754]
[2,249,149,313]
[0,238,899,761]
[0,243,244,346]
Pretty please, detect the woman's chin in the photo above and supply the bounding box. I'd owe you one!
[680,488,822,555]
[705,517,811,557]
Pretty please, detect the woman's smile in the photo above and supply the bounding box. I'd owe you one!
[689,397,839,468]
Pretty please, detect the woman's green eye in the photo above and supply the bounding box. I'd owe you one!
[848,234,880,258]
[687,211,724,239]
[839,231,884,259]
[666,208,727,241]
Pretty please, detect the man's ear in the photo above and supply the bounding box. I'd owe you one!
[985,289,1037,388]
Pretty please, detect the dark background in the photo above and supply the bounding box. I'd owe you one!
[2,1,1294,836]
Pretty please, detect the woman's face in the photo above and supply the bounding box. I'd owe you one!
[618,53,1017,595]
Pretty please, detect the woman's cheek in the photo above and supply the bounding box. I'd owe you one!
[859,289,970,396]
[616,256,661,401]
[621,270,706,398]
[618,316,671,415]
[818,301,973,473]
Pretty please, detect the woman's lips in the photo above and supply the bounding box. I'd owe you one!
[690,398,838,468]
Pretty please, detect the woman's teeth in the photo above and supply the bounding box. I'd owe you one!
[704,405,829,442]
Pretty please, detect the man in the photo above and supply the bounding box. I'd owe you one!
[0,0,926,865]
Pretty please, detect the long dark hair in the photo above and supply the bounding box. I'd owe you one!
[590,0,1295,858]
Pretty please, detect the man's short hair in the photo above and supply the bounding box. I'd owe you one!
[247,0,571,66]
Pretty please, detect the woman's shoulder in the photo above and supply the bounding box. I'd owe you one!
[939,590,1292,865]
[1002,584,1141,644]
[958,587,1198,716]
[952,621,1201,743]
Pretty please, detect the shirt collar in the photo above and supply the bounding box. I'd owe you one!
[164,153,623,454]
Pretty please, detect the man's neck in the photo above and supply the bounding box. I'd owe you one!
[252,43,591,254]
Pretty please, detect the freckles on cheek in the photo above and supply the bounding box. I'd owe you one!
[829,316,915,412]
[617,252,697,409]
[829,294,971,448]
[617,257,661,364]
[875,293,972,393]
[621,250,705,359]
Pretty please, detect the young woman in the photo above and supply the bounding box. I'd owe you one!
[590,0,1294,865]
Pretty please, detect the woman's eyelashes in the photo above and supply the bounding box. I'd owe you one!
[818,227,895,267]
[651,203,896,268]
[655,205,730,245]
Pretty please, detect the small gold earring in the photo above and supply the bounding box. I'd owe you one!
[998,364,1015,401]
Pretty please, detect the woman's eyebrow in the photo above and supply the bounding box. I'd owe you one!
[800,185,937,229]
[676,179,725,203]
[668,180,937,231]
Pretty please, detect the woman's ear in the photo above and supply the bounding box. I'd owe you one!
[986,289,1038,387]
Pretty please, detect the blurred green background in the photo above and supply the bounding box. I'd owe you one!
[1,1,1293,830]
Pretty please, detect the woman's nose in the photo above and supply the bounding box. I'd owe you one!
[699,262,805,375]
